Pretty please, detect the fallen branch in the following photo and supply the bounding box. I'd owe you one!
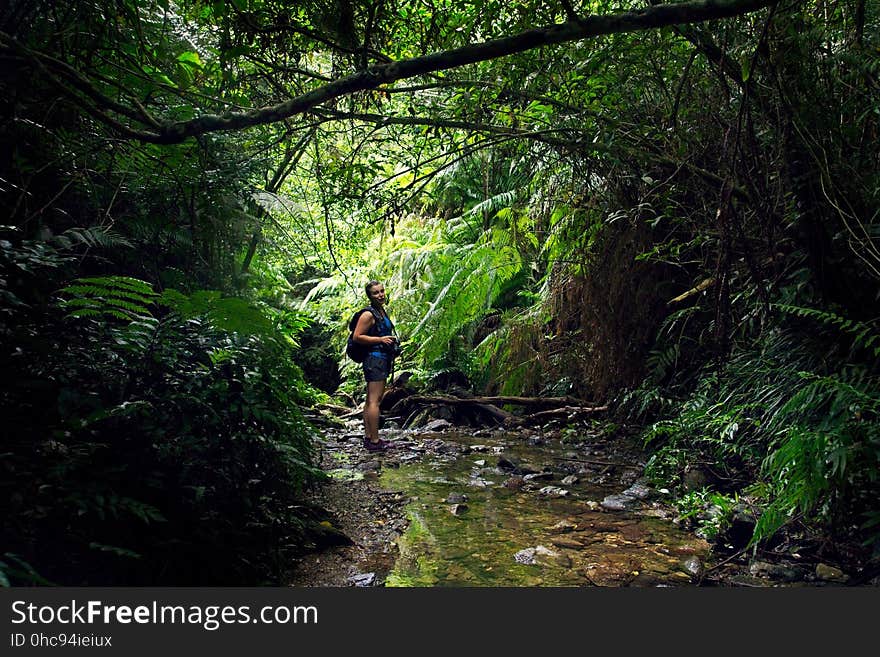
[471,395,594,407]
[388,394,515,425]
[525,405,609,421]
[392,394,594,408]
[316,402,356,417]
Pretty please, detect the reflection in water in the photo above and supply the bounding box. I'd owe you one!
[380,432,709,587]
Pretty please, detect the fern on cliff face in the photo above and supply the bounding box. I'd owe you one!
[637,302,880,548]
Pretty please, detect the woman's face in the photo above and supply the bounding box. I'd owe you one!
[367,284,386,305]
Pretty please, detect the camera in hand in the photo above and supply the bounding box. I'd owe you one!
[386,337,402,357]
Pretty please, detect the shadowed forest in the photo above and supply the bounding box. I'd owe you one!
[1,0,878,586]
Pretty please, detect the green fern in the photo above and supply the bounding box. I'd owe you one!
[60,276,157,320]
[160,289,275,336]
[774,304,880,357]
[756,368,880,542]
[645,343,681,383]
[59,276,160,354]
[409,241,522,364]
[638,315,880,547]
[53,227,133,251]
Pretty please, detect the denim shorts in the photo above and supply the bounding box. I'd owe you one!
[362,354,390,382]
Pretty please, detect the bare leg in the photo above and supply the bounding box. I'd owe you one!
[364,379,385,443]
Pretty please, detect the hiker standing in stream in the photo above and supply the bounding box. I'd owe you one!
[352,280,400,451]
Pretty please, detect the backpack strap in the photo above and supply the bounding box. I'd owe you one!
[348,307,370,331]
[348,306,385,334]
[367,306,383,325]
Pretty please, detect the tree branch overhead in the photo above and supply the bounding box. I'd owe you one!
[77,0,777,144]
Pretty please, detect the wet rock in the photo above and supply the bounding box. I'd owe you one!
[497,456,518,472]
[815,563,849,583]
[360,460,382,472]
[444,493,468,504]
[749,560,802,582]
[516,545,572,568]
[527,435,546,446]
[496,456,539,475]
[621,481,651,500]
[549,519,578,533]
[523,472,554,481]
[683,465,713,491]
[538,486,570,498]
[449,503,469,516]
[748,560,775,578]
[601,481,651,511]
[561,475,579,486]
[514,548,537,564]
[474,459,486,466]
[467,444,491,453]
[423,419,452,431]
[349,572,376,587]
[534,545,572,568]
[601,494,635,511]
[682,556,704,578]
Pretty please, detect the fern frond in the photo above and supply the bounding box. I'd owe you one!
[163,289,275,336]
[60,276,157,323]
[57,227,133,250]
[75,276,157,296]
[774,303,880,357]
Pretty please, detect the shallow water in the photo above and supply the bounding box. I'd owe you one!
[379,431,709,587]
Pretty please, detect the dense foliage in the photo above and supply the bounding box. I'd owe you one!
[2,0,878,582]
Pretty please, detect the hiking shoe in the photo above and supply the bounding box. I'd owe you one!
[363,437,390,452]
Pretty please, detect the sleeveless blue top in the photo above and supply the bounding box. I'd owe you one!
[368,313,394,359]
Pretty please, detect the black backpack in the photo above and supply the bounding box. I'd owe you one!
[345,307,382,363]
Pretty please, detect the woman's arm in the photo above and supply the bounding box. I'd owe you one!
[353,311,394,347]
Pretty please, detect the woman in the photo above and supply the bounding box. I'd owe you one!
[352,280,399,451]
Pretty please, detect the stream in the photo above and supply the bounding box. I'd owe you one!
[370,429,710,587]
